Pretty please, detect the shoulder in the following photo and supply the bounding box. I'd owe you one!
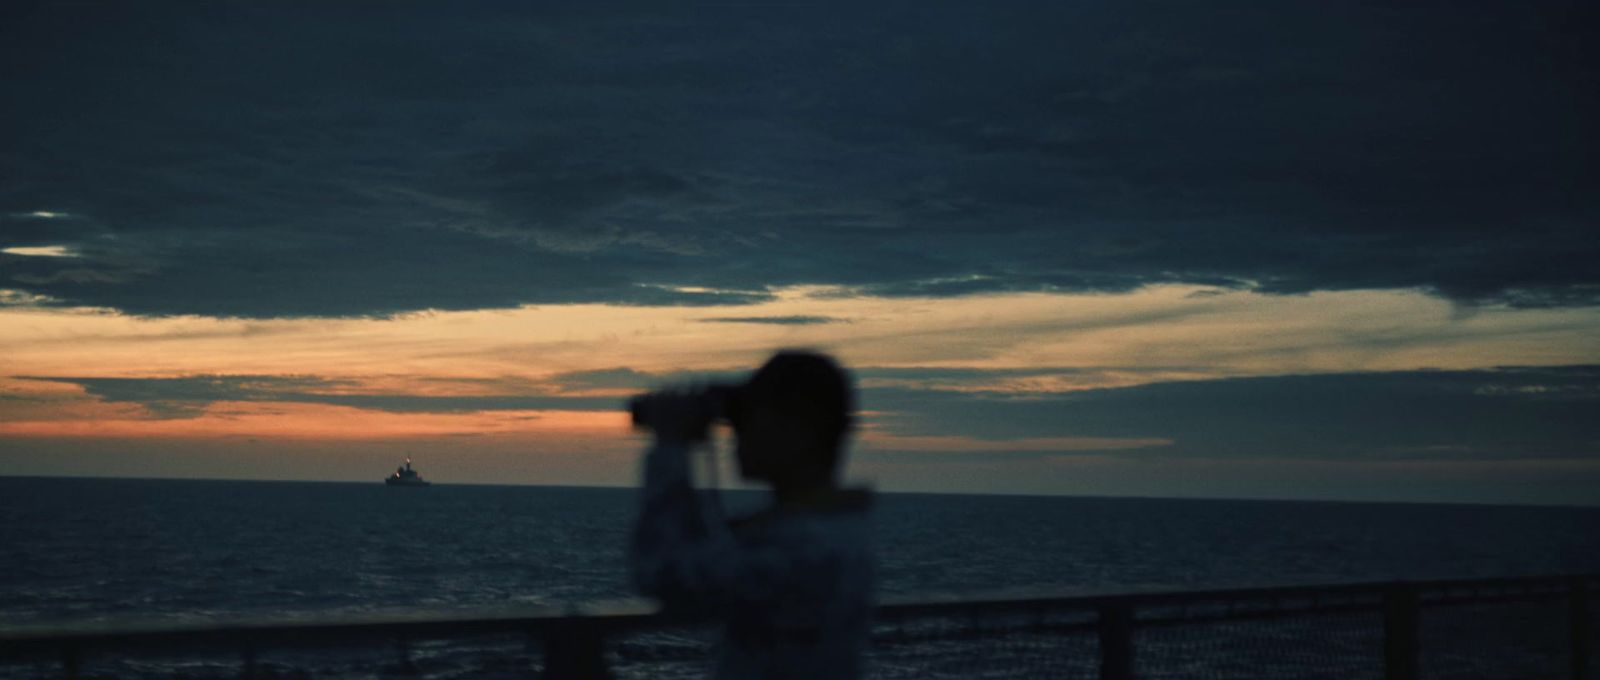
[729,487,874,532]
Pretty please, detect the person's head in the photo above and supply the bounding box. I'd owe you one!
[730,350,854,489]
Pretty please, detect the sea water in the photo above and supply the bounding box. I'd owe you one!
[2,476,1597,677]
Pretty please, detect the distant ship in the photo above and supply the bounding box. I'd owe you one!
[385,457,431,486]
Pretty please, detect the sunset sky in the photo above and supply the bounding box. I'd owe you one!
[2,3,1596,505]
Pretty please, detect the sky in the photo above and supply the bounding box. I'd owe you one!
[1,2,1597,505]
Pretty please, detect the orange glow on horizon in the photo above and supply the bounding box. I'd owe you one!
[0,401,630,440]
[4,285,1599,463]
[4,285,1598,386]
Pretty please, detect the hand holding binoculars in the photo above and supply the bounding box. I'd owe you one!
[628,383,744,441]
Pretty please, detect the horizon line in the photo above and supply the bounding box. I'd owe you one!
[3,472,1595,511]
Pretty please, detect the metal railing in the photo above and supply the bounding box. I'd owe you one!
[1,573,1593,679]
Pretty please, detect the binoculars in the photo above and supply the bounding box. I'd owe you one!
[628,383,746,428]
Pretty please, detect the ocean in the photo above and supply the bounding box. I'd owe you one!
[2,476,1597,677]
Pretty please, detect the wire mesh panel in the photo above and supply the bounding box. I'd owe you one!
[0,660,58,680]
[0,634,548,680]
[1590,591,1599,680]
[2,576,1591,680]
[867,611,1099,679]
[608,627,719,680]
[1135,609,1384,680]
[388,633,542,679]
[1419,599,1570,680]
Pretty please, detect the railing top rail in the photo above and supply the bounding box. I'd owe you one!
[2,572,1594,652]
[875,571,1597,618]
[0,600,664,650]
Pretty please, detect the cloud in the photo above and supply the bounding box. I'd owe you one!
[19,375,620,418]
[858,433,1172,456]
[2,245,79,258]
[699,315,842,325]
[548,367,658,393]
[856,366,1207,393]
[0,4,1594,317]
[861,365,1600,462]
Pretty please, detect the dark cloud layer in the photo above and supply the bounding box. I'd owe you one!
[21,375,617,418]
[2,3,1596,317]
[699,316,841,325]
[866,365,1600,461]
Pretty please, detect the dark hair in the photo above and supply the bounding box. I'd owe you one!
[738,350,854,452]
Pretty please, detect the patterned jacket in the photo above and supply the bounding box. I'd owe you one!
[631,441,875,679]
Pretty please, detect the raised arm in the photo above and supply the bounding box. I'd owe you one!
[630,440,823,611]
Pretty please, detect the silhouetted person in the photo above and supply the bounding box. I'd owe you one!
[630,350,873,680]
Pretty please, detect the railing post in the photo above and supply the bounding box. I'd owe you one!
[59,644,78,680]
[1383,584,1419,680]
[540,622,611,680]
[1573,578,1591,680]
[395,635,418,675]
[240,639,257,679]
[1098,602,1135,680]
